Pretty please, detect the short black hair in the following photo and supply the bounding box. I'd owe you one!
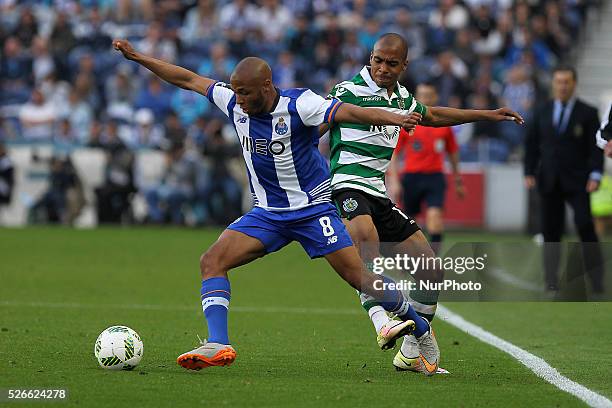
[553,64,577,81]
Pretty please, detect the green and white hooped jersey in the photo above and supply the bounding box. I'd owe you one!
[328,66,427,198]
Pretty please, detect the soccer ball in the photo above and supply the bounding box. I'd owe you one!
[94,326,144,370]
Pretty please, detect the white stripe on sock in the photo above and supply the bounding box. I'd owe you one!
[201,296,229,312]
[368,306,391,333]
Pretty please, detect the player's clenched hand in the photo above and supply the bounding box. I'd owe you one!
[401,112,422,131]
[490,108,524,125]
[113,39,137,60]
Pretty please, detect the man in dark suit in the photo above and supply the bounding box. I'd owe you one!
[524,65,604,293]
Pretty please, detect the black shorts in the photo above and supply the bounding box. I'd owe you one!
[401,172,446,216]
[332,188,421,242]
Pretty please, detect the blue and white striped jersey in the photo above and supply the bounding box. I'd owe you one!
[206,82,343,211]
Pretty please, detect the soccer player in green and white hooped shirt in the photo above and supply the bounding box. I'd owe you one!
[322,33,524,375]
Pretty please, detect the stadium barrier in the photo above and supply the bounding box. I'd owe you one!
[1,146,528,230]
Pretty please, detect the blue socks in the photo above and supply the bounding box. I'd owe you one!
[377,276,430,338]
[200,277,231,345]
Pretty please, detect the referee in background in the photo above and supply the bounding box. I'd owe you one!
[524,65,604,294]
[390,82,464,253]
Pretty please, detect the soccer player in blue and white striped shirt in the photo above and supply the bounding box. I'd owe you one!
[113,39,442,373]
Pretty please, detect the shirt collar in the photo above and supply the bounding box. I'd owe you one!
[360,66,399,99]
[555,97,576,109]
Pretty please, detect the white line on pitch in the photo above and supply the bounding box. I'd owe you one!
[438,305,612,408]
[3,299,610,406]
[488,267,542,293]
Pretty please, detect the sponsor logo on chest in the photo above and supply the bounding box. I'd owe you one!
[369,124,400,141]
[237,116,290,156]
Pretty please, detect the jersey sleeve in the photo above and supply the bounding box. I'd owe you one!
[405,96,428,117]
[596,102,612,149]
[296,89,343,126]
[445,127,459,154]
[205,82,235,117]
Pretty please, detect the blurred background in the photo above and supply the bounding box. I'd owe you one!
[0,0,611,232]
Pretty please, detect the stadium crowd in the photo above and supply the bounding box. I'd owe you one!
[0,0,598,225]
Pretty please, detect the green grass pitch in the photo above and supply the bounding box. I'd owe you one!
[1,227,611,407]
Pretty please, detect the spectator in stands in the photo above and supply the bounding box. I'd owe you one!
[12,7,38,49]
[0,36,32,105]
[116,0,154,23]
[137,20,177,64]
[129,108,165,149]
[30,155,83,225]
[91,120,125,149]
[73,8,112,53]
[186,116,208,150]
[56,89,93,144]
[54,118,77,151]
[31,37,55,85]
[40,71,70,109]
[339,29,366,65]
[197,42,236,84]
[318,14,344,58]
[357,18,382,51]
[19,88,57,141]
[135,75,173,123]
[48,11,77,76]
[0,142,14,217]
[274,50,301,89]
[285,14,316,62]
[87,119,105,148]
[453,28,477,71]
[218,0,257,58]
[163,110,185,147]
[95,136,136,224]
[171,87,210,128]
[200,119,242,225]
[429,0,469,31]
[500,64,534,147]
[256,0,292,43]
[144,140,199,225]
[220,0,257,32]
[389,9,425,61]
[105,63,138,106]
[430,50,469,108]
[531,14,567,60]
[180,0,220,48]
[505,27,555,71]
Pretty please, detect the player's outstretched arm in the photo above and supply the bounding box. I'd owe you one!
[333,103,422,130]
[421,106,524,127]
[112,39,215,96]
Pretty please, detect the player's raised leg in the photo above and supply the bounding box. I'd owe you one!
[324,245,434,346]
[386,231,443,375]
[177,228,267,370]
[342,214,398,349]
